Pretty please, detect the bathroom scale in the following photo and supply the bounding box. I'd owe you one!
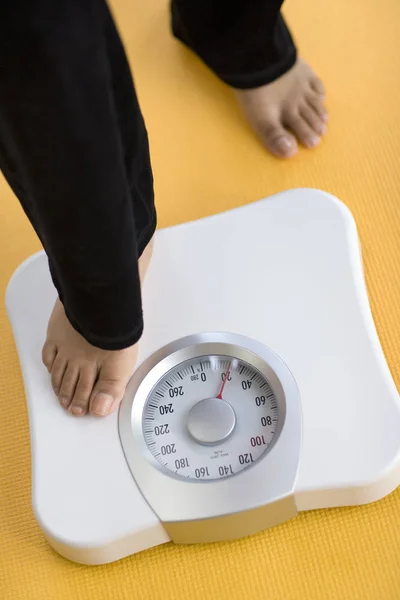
[6,188,400,565]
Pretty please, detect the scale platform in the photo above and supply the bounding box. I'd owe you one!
[6,188,400,565]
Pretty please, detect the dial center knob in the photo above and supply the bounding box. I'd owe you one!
[187,398,236,446]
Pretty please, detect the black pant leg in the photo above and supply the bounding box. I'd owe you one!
[170,0,297,89]
[0,0,155,351]
[102,2,156,257]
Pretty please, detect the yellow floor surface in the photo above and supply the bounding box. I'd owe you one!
[1,0,399,598]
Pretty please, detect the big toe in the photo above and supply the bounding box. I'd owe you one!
[261,122,298,159]
[89,359,133,417]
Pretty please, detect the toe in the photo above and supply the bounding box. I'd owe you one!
[69,365,97,416]
[286,112,320,149]
[260,121,298,159]
[300,104,327,137]
[42,341,57,372]
[310,76,325,97]
[58,364,80,410]
[307,93,328,122]
[51,356,67,396]
[90,362,131,417]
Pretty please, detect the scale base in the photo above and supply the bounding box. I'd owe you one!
[6,188,400,564]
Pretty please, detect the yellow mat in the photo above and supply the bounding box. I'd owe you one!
[1,0,399,598]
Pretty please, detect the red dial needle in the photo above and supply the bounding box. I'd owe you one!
[217,363,231,400]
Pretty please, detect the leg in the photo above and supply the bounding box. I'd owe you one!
[171,0,327,158]
[0,0,156,416]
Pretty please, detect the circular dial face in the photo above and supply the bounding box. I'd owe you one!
[142,355,279,481]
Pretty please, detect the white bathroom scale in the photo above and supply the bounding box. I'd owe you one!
[6,188,400,565]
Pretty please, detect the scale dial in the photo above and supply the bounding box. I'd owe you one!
[119,333,301,543]
[143,356,279,481]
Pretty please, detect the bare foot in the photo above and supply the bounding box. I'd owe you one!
[234,59,328,159]
[42,238,154,417]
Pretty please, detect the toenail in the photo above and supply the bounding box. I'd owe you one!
[71,405,84,416]
[272,136,296,156]
[59,396,69,407]
[307,135,320,148]
[91,393,113,416]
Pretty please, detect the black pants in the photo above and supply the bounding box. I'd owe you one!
[0,0,296,350]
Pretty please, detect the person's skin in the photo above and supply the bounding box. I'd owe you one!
[42,238,154,417]
[42,57,327,417]
[235,59,327,158]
